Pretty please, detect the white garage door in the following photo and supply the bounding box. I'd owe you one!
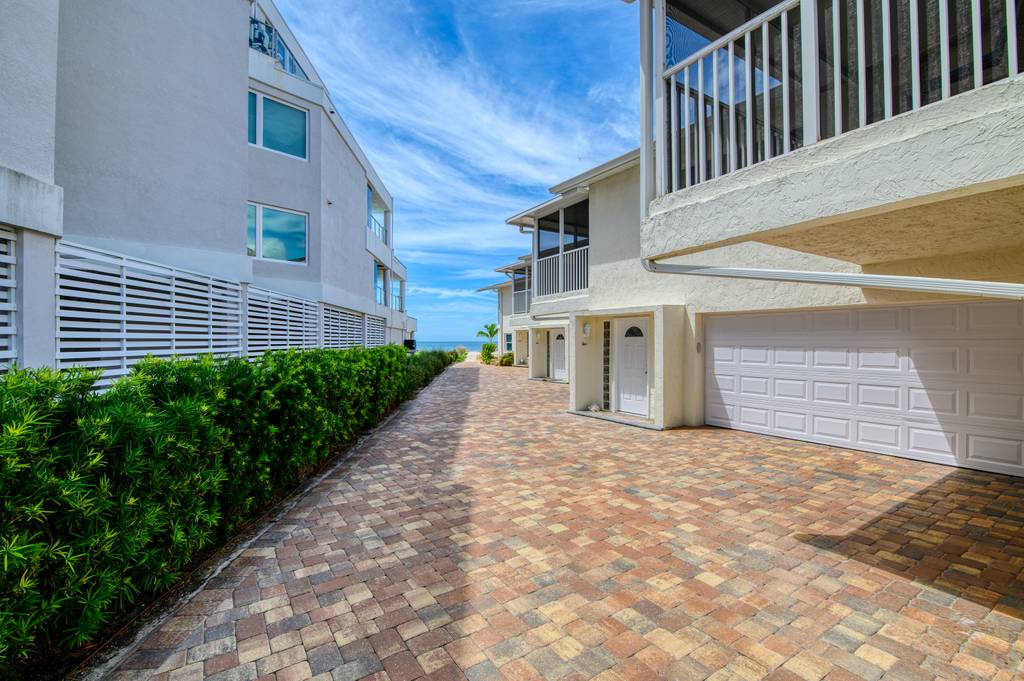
[705,301,1024,477]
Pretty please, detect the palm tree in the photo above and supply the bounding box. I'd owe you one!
[476,323,499,343]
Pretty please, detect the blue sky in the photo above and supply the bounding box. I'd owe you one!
[276,0,640,340]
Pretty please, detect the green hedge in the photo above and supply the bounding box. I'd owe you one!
[0,346,454,671]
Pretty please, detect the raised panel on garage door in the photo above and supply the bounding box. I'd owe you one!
[704,302,1024,477]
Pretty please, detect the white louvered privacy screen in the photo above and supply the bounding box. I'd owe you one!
[0,228,16,371]
[56,242,244,382]
[46,241,394,381]
[323,304,365,349]
[245,286,319,355]
[366,315,386,347]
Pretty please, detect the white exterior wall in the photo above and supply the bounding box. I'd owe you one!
[0,0,63,237]
[55,0,251,280]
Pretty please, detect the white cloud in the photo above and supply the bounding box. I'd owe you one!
[406,285,494,300]
[277,0,638,338]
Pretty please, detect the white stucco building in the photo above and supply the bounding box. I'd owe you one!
[0,0,414,377]
[490,0,1024,478]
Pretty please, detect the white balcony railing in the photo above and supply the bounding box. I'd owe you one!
[535,246,590,297]
[368,214,387,243]
[657,0,1020,196]
[536,253,559,296]
[513,289,531,314]
[563,247,589,293]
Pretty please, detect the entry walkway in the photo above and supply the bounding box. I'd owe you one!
[116,362,1024,680]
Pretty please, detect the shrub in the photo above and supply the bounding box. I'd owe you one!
[0,346,453,674]
[453,346,468,362]
[498,352,514,366]
[480,342,497,364]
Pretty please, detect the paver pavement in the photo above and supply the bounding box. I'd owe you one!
[114,362,1024,680]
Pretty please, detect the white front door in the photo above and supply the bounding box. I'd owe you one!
[549,331,567,381]
[616,318,649,416]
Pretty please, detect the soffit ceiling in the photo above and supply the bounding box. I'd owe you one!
[667,0,779,41]
[758,184,1024,265]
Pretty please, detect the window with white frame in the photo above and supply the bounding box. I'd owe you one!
[247,203,307,263]
[373,261,386,305]
[248,91,307,159]
[504,333,512,353]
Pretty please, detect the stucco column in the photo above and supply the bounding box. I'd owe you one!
[15,229,57,369]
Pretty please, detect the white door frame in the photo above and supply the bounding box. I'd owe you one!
[614,317,650,417]
[548,328,567,381]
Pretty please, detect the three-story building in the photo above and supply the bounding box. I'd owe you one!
[1,0,414,378]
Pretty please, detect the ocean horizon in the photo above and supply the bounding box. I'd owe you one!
[417,340,486,352]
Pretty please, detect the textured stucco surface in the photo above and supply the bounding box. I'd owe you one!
[761,185,1024,264]
[642,76,1024,260]
[55,0,250,273]
[0,0,59,185]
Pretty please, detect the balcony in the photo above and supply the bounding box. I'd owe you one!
[535,246,589,297]
[513,289,532,314]
[368,214,387,243]
[643,0,1024,263]
[249,17,308,81]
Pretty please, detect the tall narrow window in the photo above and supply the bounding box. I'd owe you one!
[374,262,387,305]
[246,204,257,256]
[246,202,307,263]
[248,92,257,144]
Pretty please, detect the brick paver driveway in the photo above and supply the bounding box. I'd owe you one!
[116,363,1024,681]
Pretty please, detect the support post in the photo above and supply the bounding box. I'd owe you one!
[239,282,249,357]
[639,0,655,218]
[800,0,820,146]
[15,229,58,368]
[654,0,667,196]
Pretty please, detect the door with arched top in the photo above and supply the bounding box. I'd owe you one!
[549,331,567,381]
[616,318,649,416]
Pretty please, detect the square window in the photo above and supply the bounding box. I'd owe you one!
[260,207,306,262]
[247,202,307,263]
[261,97,306,158]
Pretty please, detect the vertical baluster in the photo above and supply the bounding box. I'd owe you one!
[782,10,791,153]
[857,0,867,126]
[697,58,706,182]
[939,0,951,98]
[971,0,983,87]
[670,74,679,191]
[801,0,821,146]
[833,0,844,134]
[1009,0,1019,77]
[745,31,754,164]
[729,40,737,172]
[684,67,691,186]
[910,0,921,109]
[762,22,771,160]
[713,49,722,178]
[882,0,892,118]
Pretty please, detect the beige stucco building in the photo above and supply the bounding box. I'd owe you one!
[487,0,1024,478]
